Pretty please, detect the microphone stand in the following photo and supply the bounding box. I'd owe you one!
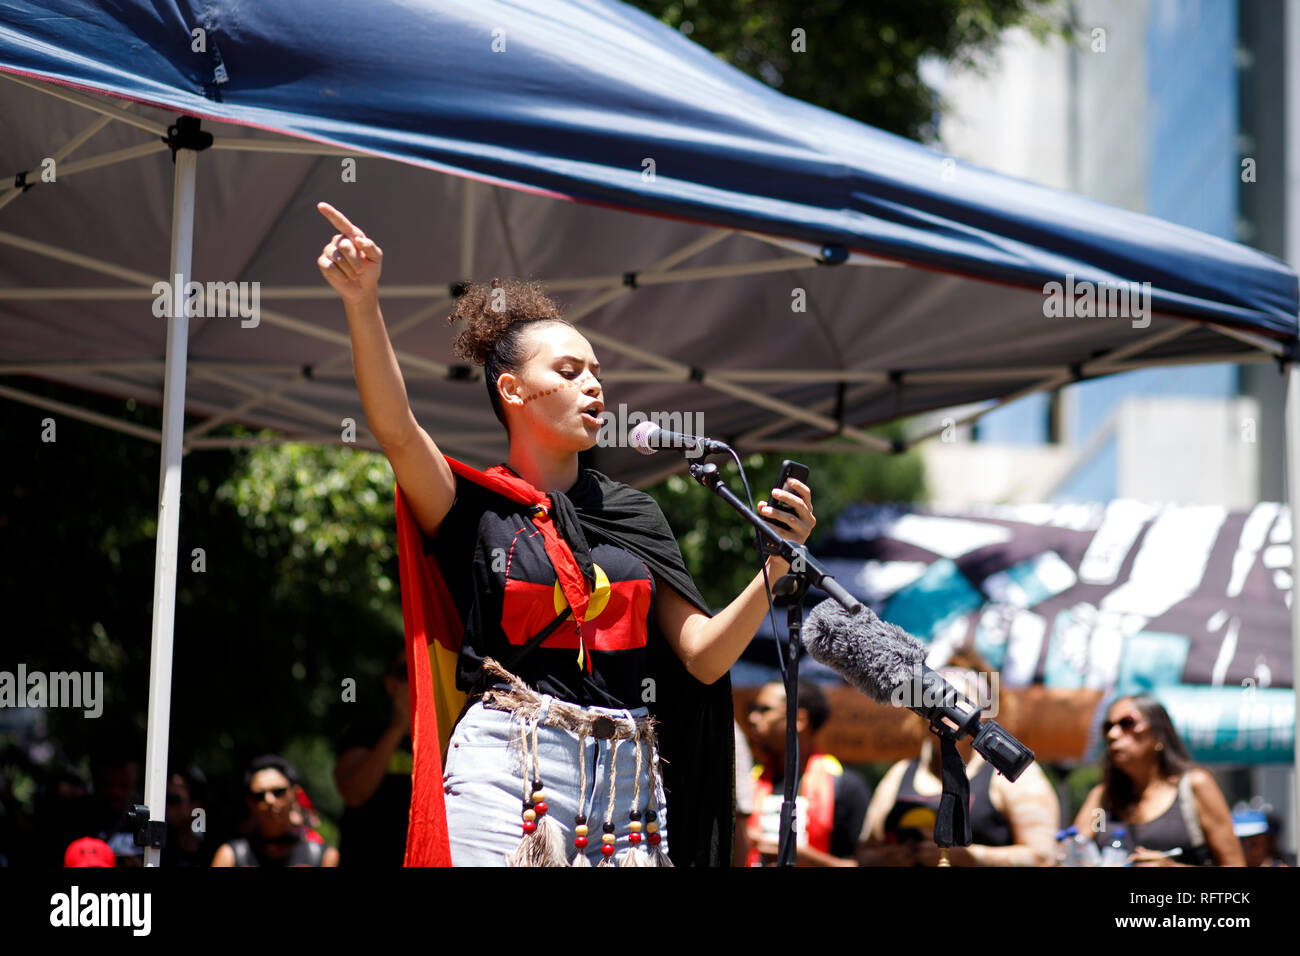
[686,459,861,867]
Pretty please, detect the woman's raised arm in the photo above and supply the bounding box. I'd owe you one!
[317,202,455,536]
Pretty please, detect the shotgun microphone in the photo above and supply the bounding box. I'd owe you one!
[801,599,1034,780]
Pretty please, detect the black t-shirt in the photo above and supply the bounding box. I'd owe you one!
[425,474,658,708]
[337,719,413,867]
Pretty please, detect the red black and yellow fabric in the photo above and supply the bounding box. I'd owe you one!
[394,457,735,866]
[428,469,660,708]
[746,753,841,866]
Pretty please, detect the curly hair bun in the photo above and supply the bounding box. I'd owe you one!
[449,277,565,366]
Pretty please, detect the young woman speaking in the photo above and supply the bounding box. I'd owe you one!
[317,203,815,866]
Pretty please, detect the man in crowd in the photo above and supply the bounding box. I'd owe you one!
[744,679,870,866]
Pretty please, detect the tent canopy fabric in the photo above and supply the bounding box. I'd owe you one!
[1,0,1297,487]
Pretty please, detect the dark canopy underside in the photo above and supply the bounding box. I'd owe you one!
[0,0,1295,484]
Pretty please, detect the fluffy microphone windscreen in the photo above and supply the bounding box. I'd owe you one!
[802,598,927,704]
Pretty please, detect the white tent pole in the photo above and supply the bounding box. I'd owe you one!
[142,143,198,867]
[738,229,904,268]
[183,431,499,451]
[0,71,168,136]
[0,142,169,203]
[0,361,298,375]
[181,297,451,441]
[0,228,155,284]
[732,382,890,446]
[1286,357,1300,860]
[907,324,1192,445]
[188,366,383,440]
[0,284,452,300]
[0,381,161,442]
[0,111,119,211]
[250,305,451,373]
[1201,321,1291,357]
[180,227,725,443]
[209,140,352,156]
[185,434,384,452]
[553,269,894,451]
[744,441,891,453]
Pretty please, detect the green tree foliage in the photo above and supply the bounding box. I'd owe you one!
[628,0,1061,142]
[1,382,399,839]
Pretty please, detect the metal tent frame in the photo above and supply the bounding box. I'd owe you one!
[3,70,1298,865]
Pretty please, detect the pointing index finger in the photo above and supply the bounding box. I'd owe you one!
[317,202,365,239]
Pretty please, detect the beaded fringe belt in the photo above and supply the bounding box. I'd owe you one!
[477,658,672,867]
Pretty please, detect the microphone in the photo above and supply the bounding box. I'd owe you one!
[801,599,1035,781]
[628,420,730,457]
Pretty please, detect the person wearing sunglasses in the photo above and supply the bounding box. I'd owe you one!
[211,755,339,867]
[1073,697,1243,866]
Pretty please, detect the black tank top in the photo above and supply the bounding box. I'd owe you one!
[1098,775,1212,865]
[884,759,1013,846]
[229,834,325,867]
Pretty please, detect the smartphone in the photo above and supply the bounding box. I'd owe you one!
[766,459,809,531]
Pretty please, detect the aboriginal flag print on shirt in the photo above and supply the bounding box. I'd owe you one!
[395,457,735,868]
[425,477,657,708]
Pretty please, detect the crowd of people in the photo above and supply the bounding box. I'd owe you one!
[736,675,1289,868]
[0,747,343,868]
[0,670,1288,867]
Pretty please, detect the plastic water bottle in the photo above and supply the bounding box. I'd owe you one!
[1101,826,1131,867]
[1075,831,1102,867]
[1056,826,1080,866]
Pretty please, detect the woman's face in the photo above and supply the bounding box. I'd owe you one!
[501,323,604,453]
[1104,699,1158,769]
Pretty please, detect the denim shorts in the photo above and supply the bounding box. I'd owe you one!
[442,696,669,866]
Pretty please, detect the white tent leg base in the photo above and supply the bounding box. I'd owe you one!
[141,141,198,867]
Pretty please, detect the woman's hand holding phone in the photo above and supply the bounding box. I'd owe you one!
[759,459,815,551]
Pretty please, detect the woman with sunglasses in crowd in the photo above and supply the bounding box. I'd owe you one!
[314,203,815,866]
[212,755,339,867]
[1074,696,1243,866]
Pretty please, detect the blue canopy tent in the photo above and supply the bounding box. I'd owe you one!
[2,0,1298,864]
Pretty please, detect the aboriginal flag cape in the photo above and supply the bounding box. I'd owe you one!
[394,456,735,866]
